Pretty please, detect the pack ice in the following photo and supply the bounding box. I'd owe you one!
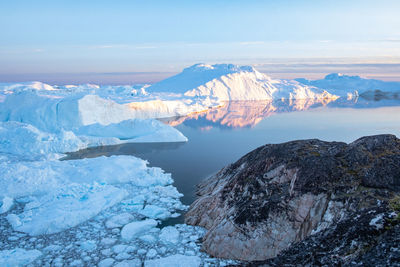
[0,74,238,266]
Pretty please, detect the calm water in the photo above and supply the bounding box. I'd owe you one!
[65,98,400,223]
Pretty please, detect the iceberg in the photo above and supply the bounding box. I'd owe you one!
[147,63,338,101]
[159,226,180,244]
[296,73,400,98]
[76,118,187,143]
[0,155,173,199]
[120,219,158,241]
[0,153,235,265]
[0,81,56,92]
[144,254,201,267]
[0,155,182,236]
[0,196,13,214]
[105,213,135,229]
[7,183,128,236]
[0,91,187,164]
[0,91,186,144]
[0,121,86,159]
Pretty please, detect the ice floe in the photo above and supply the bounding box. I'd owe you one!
[0,248,42,266]
[7,183,127,236]
[121,219,158,241]
[0,151,234,265]
[0,197,13,214]
[144,254,201,267]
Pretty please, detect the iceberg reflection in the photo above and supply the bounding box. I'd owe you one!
[162,98,339,129]
[162,96,400,129]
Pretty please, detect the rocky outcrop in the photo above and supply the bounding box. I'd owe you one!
[253,205,400,266]
[185,134,400,263]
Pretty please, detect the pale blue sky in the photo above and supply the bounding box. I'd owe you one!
[1,0,400,83]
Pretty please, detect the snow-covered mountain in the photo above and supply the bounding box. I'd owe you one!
[148,63,337,101]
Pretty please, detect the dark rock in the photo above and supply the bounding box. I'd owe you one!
[185,134,400,263]
[253,207,400,266]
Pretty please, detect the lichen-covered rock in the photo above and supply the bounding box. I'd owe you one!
[185,134,400,262]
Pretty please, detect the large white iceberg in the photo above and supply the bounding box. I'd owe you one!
[147,63,337,101]
[0,91,186,140]
[0,91,187,159]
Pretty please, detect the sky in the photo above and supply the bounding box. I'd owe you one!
[1,0,400,84]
